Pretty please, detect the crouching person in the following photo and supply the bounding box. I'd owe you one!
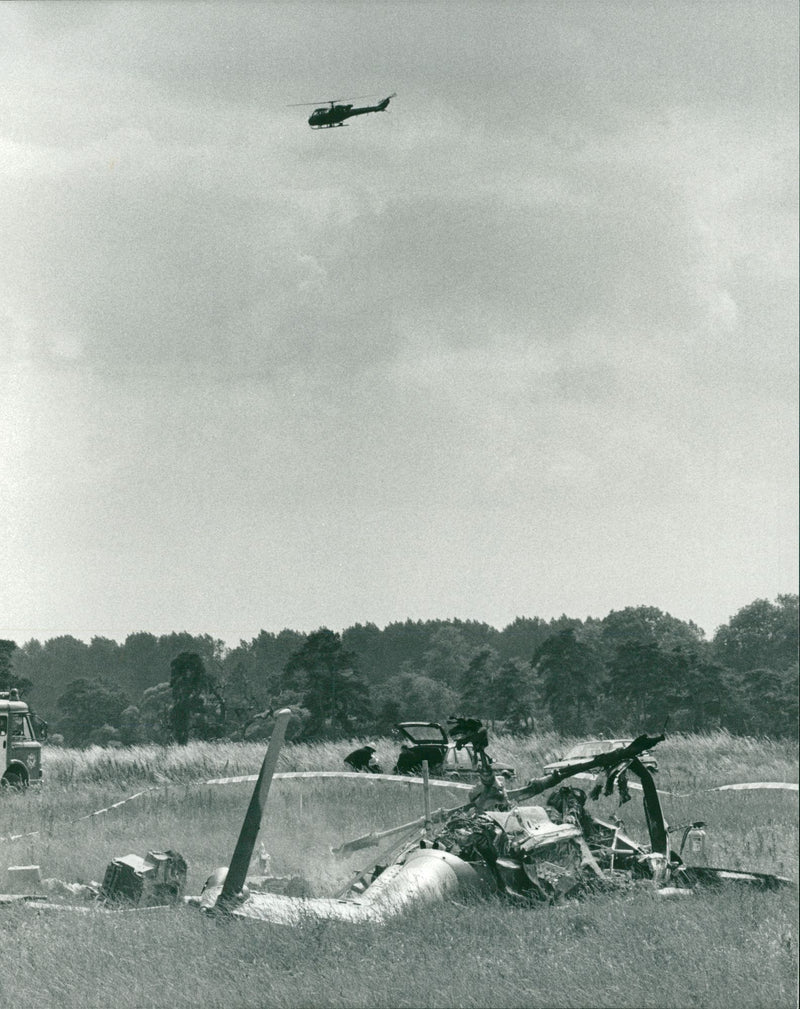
[344,743,383,774]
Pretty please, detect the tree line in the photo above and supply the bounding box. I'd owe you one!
[1,596,796,747]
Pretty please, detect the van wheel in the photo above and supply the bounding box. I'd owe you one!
[1,771,27,791]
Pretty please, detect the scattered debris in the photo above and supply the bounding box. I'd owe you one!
[246,847,311,897]
[41,878,99,900]
[99,850,187,907]
[6,864,41,891]
[0,893,47,906]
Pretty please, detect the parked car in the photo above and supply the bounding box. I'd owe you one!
[393,721,516,781]
[544,738,659,776]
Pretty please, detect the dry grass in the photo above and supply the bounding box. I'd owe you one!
[42,729,799,790]
[42,738,385,786]
[0,731,795,1008]
[4,731,797,888]
[1,878,796,1009]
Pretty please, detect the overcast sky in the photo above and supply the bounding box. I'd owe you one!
[1,1,797,647]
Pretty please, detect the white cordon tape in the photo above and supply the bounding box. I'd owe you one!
[571,771,799,798]
[0,787,160,843]
[586,777,798,798]
[0,772,471,843]
[712,781,798,792]
[0,773,795,845]
[205,770,475,789]
[631,780,799,797]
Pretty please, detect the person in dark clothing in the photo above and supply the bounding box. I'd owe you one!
[344,743,382,773]
[449,717,489,756]
[393,742,445,775]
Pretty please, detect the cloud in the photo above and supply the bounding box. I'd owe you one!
[3,4,795,391]
[1,2,796,642]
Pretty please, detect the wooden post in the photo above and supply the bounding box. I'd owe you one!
[422,759,431,839]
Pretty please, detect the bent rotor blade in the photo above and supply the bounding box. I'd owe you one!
[217,708,292,908]
[331,805,462,859]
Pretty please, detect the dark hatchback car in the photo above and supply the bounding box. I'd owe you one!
[393,721,516,781]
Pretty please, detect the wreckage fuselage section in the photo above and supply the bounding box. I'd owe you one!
[196,730,793,924]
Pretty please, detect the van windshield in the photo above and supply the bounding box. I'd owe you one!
[9,715,33,739]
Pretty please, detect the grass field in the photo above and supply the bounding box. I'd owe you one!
[0,732,797,1008]
[37,729,800,791]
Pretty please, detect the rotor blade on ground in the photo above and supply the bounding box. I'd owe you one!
[205,770,474,790]
[331,805,468,859]
[216,709,292,908]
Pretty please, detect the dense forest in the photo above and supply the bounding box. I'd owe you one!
[1,596,797,747]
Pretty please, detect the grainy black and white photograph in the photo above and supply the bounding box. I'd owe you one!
[1,3,797,1008]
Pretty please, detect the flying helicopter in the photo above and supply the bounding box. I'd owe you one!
[290,93,396,129]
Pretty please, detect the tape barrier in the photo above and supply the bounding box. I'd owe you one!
[206,770,475,790]
[0,787,161,843]
[604,778,797,798]
[75,788,153,813]
[711,781,798,792]
[572,771,798,798]
[0,772,471,844]
[1,772,794,845]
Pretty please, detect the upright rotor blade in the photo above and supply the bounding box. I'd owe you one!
[216,708,292,908]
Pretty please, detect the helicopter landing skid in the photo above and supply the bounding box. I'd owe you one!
[311,123,348,129]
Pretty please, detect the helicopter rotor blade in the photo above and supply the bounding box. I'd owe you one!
[287,93,391,107]
[287,99,344,107]
[215,708,292,910]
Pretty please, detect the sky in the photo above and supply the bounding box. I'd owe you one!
[1,1,797,648]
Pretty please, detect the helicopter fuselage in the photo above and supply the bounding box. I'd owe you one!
[308,95,393,129]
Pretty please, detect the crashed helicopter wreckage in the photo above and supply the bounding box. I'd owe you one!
[193,711,793,924]
[5,710,792,919]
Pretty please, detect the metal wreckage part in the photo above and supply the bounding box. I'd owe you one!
[99,850,187,907]
[194,719,793,925]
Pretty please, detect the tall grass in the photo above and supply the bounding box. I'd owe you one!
[42,738,382,786]
[1,883,796,1008]
[3,734,797,889]
[0,731,796,1008]
[41,730,799,789]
